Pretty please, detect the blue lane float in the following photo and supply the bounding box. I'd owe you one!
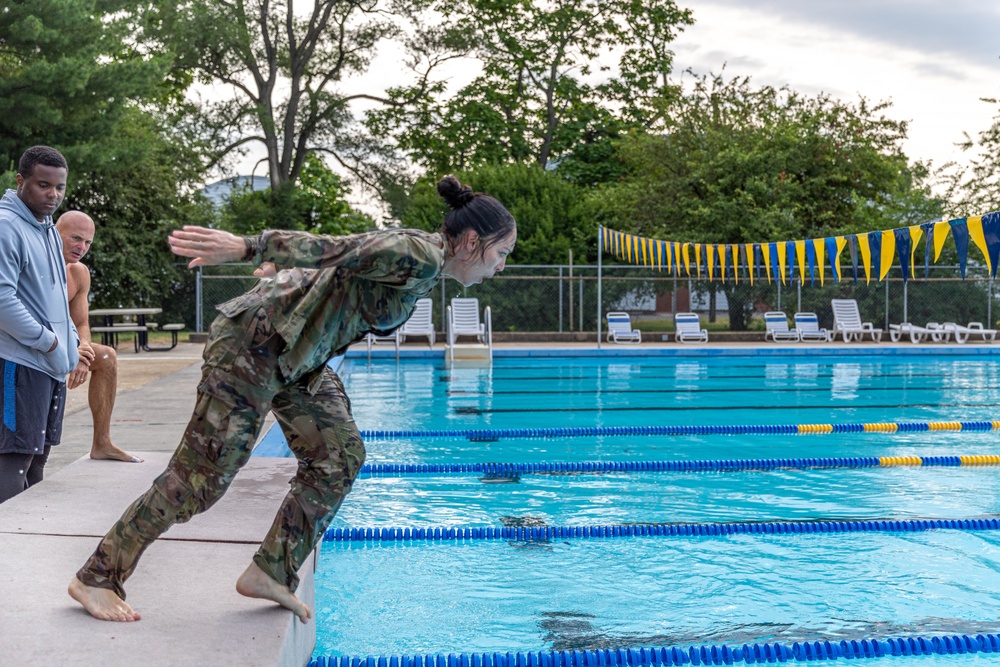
[359,420,1000,441]
[357,454,997,477]
[309,632,1000,666]
[322,518,1000,543]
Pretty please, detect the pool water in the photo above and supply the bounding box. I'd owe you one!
[285,354,1000,661]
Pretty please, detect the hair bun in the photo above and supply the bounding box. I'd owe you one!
[437,175,475,210]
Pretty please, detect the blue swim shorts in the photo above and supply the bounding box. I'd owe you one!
[0,359,67,455]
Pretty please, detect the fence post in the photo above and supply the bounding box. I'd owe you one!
[884,280,890,330]
[903,280,908,325]
[989,276,993,326]
[597,228,603,348]
[558,266,564,333]
[777,281,781,313]
[797,280,802,314]
[568,249,574,332]
[579,277,584,332]
[196,266,203,333]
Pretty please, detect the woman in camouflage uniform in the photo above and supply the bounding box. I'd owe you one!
[69,176,517,623]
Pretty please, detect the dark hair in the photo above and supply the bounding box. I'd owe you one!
[18,146,68,178]
[437,175,516,254]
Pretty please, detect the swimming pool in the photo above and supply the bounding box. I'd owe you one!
[276,352,1000,665]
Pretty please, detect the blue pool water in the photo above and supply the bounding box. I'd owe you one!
[265,354,1000,661]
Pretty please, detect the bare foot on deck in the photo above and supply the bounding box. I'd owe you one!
[236,562,312,624]
[90,442,144,463]
[68,577,141,622]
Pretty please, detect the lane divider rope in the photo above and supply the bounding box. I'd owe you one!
[322,517,1000,543]
[359,454,1000,476]
[309,632,1000,666]
[360,420,1000,440]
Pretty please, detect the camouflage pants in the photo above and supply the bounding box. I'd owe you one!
[76,307,366,599]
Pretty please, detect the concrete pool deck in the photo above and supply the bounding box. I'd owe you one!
[3,337,998,666]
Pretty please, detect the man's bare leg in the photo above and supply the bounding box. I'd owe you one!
[236,562,312,623]
[87,344,143,463]
[68,577,141,622]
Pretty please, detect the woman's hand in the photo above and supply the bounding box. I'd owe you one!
[168,226,248,268]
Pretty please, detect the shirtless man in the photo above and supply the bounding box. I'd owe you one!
[56,211,142,463]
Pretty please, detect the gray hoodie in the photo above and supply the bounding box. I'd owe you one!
[0,188,79,380]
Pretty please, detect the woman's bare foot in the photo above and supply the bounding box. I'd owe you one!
[90,442,144,463]
[68,577,141,622]
[236,562,312,624]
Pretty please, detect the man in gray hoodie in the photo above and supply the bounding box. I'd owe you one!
[0,146,83,503]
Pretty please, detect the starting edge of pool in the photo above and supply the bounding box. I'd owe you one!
[349,345,1000,359]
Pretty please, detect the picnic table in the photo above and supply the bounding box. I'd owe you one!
[89,307,168,352]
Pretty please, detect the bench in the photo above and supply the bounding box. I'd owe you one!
[141,323,186,352]
[91,326,147,353]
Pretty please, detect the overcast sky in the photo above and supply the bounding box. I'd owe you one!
[668,0,1000,171]
[225,1,1000,198]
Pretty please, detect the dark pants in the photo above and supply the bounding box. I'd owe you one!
[76,307,366,599]
[0,358,65,504]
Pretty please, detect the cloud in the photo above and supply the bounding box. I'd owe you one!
[691,0,1000,69]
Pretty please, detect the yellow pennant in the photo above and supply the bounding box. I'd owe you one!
[717,244,728,283]
[707,244,716,281]
[762,243,773,284]
[834,236,847,281]
[776,242,787,286]
[813,238,826,286]
[933,220,951,261]
[880,230,895,281]
[794,240,807,283]
[744,243,754,285]
[856,233,872,284]
[682,243,691,276]
[968,215,991,275]
[694,243,703,277]
[664,241,672,273]
[731,244,740,285]
[908,225,924,278]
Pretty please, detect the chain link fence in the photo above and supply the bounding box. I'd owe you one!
[193,263,1000,336]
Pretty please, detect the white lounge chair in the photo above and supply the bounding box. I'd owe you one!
[941,321,998,344]
[674,312,708,344]
[606,311,641,344]
[831,299,883,343]
[365,331,399,359]
[400,298,435,348]
[447,297,493,363]
[793,312,831,342]
[764,311,799,343]
[888,323,936,344]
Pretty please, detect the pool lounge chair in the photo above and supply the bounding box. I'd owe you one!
[793,312,831,342]
[764,311,799,343]
[941,321,998,344]
[674,312,708,344]
[831,299,883,343]
[606,311,641,344]
[400,297,436,348]
[888,322,937,344]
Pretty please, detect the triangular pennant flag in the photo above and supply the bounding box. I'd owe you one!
[933,220,950,261]
[879,230,895,281]
[863,232,878,284]
[804,240,816,286]
[952,219,970,278]
[906,225,923,280]
[982,212,1000,278]
[744,243,755,285]
[826,237,843,283]
[777,242,788,286]
[922,223,934,278]
[764,243,774,284]
[967,215,992,277]
[682,243,692,276]
[694,243,703,277]
[718,244,728,283]
[786,241,796,284]
[706,244,716,280]
[893,227,911,282]
[814,239,826,286]
[795,240,808,284]
[731,244,740,285]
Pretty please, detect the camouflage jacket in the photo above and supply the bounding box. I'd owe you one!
[217,228,445,385]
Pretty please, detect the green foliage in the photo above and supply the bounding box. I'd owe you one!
[0,0,171,169]
[937,98,1000,217]
[367,0,693,174]
[399,163,594,265]
[59,108,212,325]
[219,154,374,236]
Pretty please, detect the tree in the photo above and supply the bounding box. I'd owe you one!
[594,73,941,329]
[219,153,374,236]
[367,0,693,174]
[0,0,172,169]
[937,97,1000,217]
[140,0,471,192]
[398,163,593,265]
